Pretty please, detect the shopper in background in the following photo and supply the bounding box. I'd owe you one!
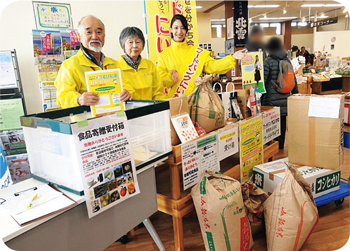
[117,27,165,100]
[291,45,300,58]
[298,46,312,65]
[55,15,132,108]
[245,26,266,60]
[262,37,299,149]
[157,14,247,98]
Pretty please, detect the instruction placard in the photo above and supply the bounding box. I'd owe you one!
[239,116,264,182]
[71,114,139,218]
[181,133,219,190]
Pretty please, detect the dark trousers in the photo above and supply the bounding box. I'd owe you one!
[276,115,287,149]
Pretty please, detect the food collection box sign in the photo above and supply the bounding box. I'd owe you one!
[71,113,139,218]
[239,115,264,183]
[181,133,219,190]
[262,107,281,145]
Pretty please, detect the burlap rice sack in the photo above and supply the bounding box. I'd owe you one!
[192,171,253,251]
[264,164,319,251]
[188,75,225,133]
[241,179,269,235]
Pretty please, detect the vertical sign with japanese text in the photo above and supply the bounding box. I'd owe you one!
[239,116,263,183]
[181,133,219,190]
[144,0,199,63]
[71,114,139,218]
[234,1,248,47]
[218,124,239,161]
[262,107,281,145]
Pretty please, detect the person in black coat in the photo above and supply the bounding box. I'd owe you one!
[262,37,299,149]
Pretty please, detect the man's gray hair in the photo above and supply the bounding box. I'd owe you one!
[119,27,145,51]
[78,15,105,34]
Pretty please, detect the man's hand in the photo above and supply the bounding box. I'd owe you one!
[78,92,99,106]
[120,89,132,102]
[170,69,179,83]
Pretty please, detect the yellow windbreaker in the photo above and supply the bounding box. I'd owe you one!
[157,40,236,97]
[55,49,120,108]
[118,56,165,100]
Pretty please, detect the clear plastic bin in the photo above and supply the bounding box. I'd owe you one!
[21,101,171,194]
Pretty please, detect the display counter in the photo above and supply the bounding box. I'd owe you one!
[312,77,343,95]
[342,75,350,92]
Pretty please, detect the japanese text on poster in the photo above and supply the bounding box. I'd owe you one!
[262,107,281,144]
[71,114,139,218]
[234,1,248,47]
[85,69,124,117]
[181,133,219,190]
[33,2,72,29]
[144,0,199,63]
[0,99,24,131]
[241,51,266,93]
[218,124,239,161]
[0,51,17,89]
[239,116,263,182]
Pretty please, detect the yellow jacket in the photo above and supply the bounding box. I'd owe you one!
[55,49,119,108]
[157,40,236,91]
[118,56,165,100]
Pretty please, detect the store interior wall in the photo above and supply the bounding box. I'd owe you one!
[0,0,146,114]
[291,34,314,52]
[317,16,350,31]
[313,30,350,57]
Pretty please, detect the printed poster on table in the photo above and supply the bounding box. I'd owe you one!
[85,69,124,117]
[0,51,17,89]
[181,133,219,190]
[217,124,239,161]
[262,107,281,145]
[71,114,139,218]
[171,113,199,143]
[32,2,73,29]
[241,51,266,93]
[144,0,199,63]
[0,98,24,131]
[239,116,263,183]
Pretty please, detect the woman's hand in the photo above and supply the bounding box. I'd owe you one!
[232,49,253,63]
[78,92,99,106]
[120,89,132,102]
[170,69,179,83]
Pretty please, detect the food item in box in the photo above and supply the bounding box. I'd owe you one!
[188,75,225,133]
[168,96,190,146]
[241,179,269,235]
[288,94,344,170]
[264,164,319,251]
[192,171,253,251]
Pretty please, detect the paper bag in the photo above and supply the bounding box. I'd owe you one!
[264,164,319,251]
[213,82,238,122]
[192,171,253,251]
[188,75,225,133]
[168,96,190,146]
[241,179,268,235]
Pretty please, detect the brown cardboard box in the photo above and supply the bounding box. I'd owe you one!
[288,94,344,170]
[168,96,190,146]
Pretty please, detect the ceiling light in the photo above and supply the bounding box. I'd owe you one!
[210,19,226,21]
[320,13,325,18]
[301,4,343,7]
[248,5,280,8]
[259,17,297,20]
[283,8,287,14]
[249,18,252,23]
[346,14,349,18]
[344,8,348,13]
[302,17,306,22]
[195,6,202,9]
[264,14,267,18]
[298,22,308,27]
[310,15,329,19]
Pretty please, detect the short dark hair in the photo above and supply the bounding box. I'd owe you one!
[250,25,263,37]
[170,14,188,38]
[292,45,299,52]
[301,46,305,50]
[266,37,284,52]
[119,27,145,50]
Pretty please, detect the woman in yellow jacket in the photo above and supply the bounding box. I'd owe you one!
[117,27,165,100]
[158,14,241,98]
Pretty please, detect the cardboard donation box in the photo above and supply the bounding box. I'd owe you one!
[345,93,350,124]
[168,96,190,146]
[252,158,340,198]
[288,94,344,170]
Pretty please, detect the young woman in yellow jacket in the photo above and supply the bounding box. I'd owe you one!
[117,27,165,100]
[157,14,240,98]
